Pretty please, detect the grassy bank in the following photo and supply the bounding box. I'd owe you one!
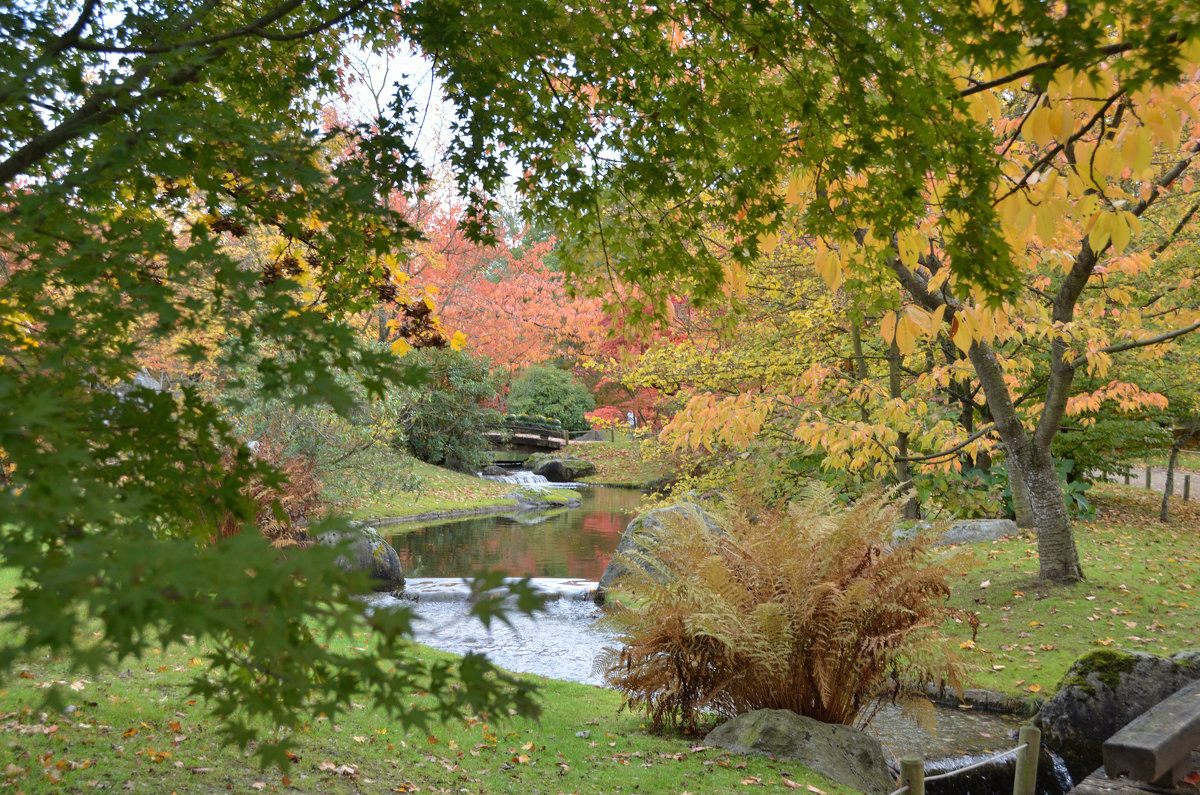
[570,439,671,489]
[0,568,851,794]
[327,454,515,523]
[940,481,1200,700]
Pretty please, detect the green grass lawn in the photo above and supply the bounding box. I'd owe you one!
[570,439,671,489]
[0,568,852,794]
[940,481,1200,700]
[328,454,516,522]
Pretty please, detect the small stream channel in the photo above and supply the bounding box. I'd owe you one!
[375,483,1073,793]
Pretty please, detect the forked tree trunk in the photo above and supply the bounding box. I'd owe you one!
[967,341,1083,584]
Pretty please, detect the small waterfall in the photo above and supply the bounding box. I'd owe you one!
[923,746,1071,795]
[1047,749,1074,794]
[482,470,552,485]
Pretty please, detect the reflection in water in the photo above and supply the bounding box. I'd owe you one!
[389,486,644,580]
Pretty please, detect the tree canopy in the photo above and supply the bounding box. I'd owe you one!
[400,0,1200,583]
[0,0,540,763]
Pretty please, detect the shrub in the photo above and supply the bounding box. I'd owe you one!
[507,366,595,432]
[586,406,627,431]
[397,348,501,472]
[597,485,972,731]
[215,442,323,548]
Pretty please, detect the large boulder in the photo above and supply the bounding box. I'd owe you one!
[1035,648,1200,781]
[893,518,1018,547]
[937,518,1018,545]
[596,502,722,596]
[705,709,895,795]
[317,525,405,593]
[524,453,595,482]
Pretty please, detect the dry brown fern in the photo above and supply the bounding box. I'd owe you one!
[215,442,323,548]
[597,483,974,732]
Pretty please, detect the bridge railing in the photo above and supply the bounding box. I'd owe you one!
[889,725,1041,795]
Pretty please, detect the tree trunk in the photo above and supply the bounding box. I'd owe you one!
[850,318,871,423]
[966,340,1083,583]
[1006,452,1036,528]
[1160,418,1200,522]
[1023,447,1083,582]
[888,342,919,519]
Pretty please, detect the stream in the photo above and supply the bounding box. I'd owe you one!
[375,483,1073,793]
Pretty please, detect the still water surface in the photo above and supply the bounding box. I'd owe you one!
[388,486,644,579]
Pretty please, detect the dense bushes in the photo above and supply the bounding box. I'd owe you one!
[597,485,972,731]
[507,366,595,432]
[397,348,501,472]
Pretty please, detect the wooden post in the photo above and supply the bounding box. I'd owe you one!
[1185,475,1191,502]
[899,757,924,795]
[1146,467,1153,489]
[1012,725,1041,795]
[1124,472,1131,485]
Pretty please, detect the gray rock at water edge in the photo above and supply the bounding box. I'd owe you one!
[480,464,508,477]
[596,502,723,598]
[1034,648,1200,782]
[705,709,896,795]
[507,487,582,511]
[524,454,596,483]
[317,525,406,593]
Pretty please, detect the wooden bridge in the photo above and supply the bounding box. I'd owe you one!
[482,423,567,463]
[1070,680,1200,794]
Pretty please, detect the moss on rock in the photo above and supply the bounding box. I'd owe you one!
[1057,648,1141,696]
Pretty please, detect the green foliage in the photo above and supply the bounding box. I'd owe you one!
[1052,416,1172,482]
[598,485,971,731]
[217,351,417,490]
[1057,460,1096,520]
[506,366,595,432]
[499,413,566,433]
[397,348,501,473]
[913,467,1010,521]
[0,1,541,763]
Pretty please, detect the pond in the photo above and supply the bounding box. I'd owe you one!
[388,485,644,579]
[372,486,1073,793]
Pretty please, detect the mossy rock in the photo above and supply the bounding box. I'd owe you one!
[507,486,582,511]
[596,502,722,598]
[523,454,595,482]
[316,525,405,593]
[1035,648,1200,781]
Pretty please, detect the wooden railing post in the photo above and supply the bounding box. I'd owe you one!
[1146,467,1153,489]
[1012,725,1041,795]
[900,757,924,795]
[1185,474,1191,502]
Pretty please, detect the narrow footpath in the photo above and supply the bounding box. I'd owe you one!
[1101,465,1200,502]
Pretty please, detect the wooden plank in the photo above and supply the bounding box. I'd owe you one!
[1103,680,1200,783]
[1071,747,1200,794]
